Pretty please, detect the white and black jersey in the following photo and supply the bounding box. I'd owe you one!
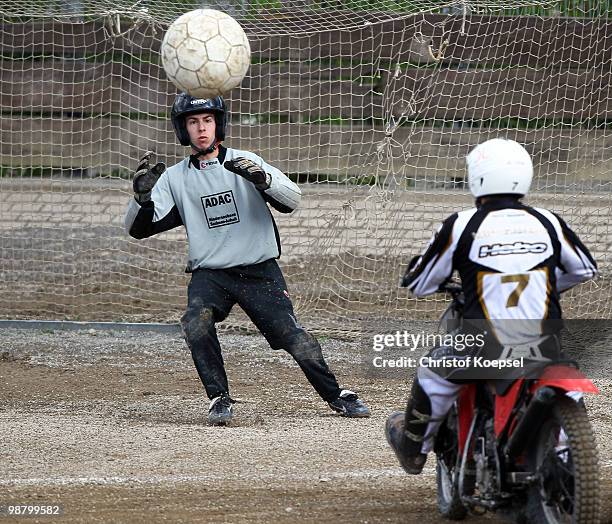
[124,146,301,271]
[404,197,597,323]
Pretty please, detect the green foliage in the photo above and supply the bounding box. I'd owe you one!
[346,174,379,186]
[3,0,609,24]
[244,0,283,15]
[0,165,134,179]
[393,116,611,130]
[286,171,380,185]
[497,0,610,17]
[0,165,58,177]
[102,168,131,179]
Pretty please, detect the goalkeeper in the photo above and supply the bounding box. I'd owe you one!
[124,93,370,425]
[385,138,597,474]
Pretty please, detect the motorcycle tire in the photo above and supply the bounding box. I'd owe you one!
[435,408,468,520]
[436,458,468,520]
[526,396,600,524]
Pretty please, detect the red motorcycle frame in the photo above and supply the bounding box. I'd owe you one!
[456,365,599,458]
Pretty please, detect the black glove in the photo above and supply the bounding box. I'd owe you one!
[224,157,270,190]
[132,150,166,203]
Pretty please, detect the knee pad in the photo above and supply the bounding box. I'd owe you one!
[429,345,456,360]
[180,305,215,344]
[418,366,463,413]
[283,329,321,359]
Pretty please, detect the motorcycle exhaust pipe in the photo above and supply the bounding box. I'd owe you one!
[504,386,557,460]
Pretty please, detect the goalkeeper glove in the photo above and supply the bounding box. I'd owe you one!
[224,157,271,190]
[132,150,166,204]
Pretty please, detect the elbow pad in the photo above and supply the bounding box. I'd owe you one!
[264,172,301,210]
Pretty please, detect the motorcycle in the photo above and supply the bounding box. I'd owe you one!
[433,283,601,523]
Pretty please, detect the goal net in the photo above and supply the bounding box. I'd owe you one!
[1,1,610,335]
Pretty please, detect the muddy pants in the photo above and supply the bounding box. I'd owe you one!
[180,259,342,402]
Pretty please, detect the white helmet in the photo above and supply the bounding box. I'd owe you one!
[466,138,533,198]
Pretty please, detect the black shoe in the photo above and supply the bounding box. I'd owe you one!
[208,393,234,426]
[328,389,371,418]
[385,411,427,474]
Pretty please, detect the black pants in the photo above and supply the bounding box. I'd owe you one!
[180,259,342,402]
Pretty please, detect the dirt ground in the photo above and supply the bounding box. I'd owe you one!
[0,328,610,524]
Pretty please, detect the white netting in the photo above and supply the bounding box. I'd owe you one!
[1,2,610,334]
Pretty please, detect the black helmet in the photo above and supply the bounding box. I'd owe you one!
[171,93,227,146]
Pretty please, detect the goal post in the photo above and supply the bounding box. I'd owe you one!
[0,1,610,334]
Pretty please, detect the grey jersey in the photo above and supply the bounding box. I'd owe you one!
[124,146,301,270]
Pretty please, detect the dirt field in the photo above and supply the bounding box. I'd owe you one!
[0,328,610,523]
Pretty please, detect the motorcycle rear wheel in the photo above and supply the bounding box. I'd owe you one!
[436,408,468,520]
[526,396,600,524]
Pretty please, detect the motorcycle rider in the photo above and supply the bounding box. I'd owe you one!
[386,138,598,474]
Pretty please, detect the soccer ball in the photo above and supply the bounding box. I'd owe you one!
[161,9,251,98]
